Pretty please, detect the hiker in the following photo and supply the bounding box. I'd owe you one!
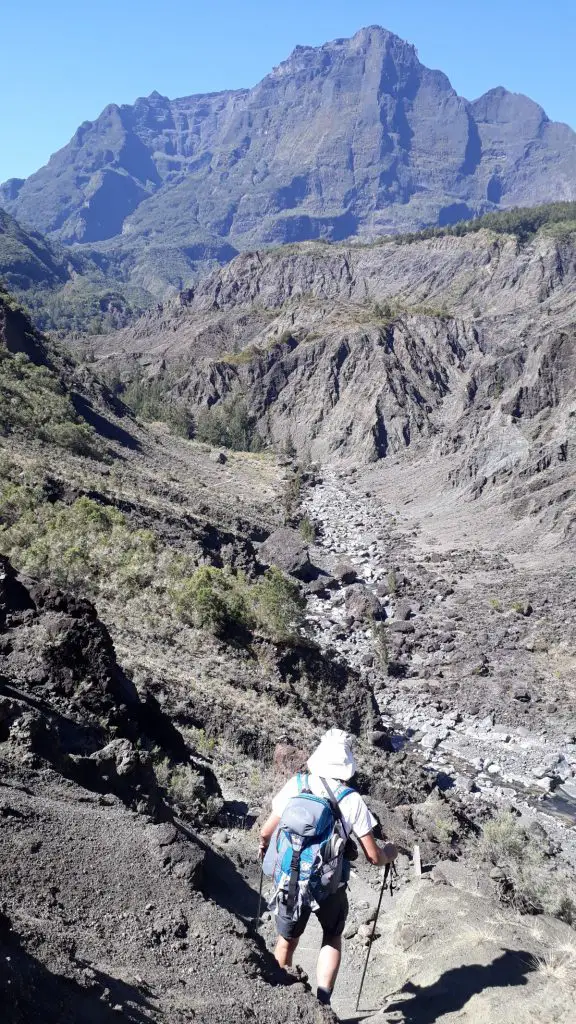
[259,728,397,1006]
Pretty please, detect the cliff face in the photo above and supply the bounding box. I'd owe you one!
[99,227,576,549]
[2,27,576,294]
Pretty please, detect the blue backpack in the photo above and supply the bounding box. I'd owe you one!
[263,773,354,920]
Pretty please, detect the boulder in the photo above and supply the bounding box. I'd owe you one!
[333,562,358,585]
[394,598,413,621]
[258,528,313,580]
[345,585,385,624]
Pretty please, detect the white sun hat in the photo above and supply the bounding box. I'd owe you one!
[307,727,357,781]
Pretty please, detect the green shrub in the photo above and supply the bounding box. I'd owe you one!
[299,516,317,543]
[171,566,252,636]
[0,482,39,528]
[251,567,306,640]
[195,396,264,452]
[0,345,102,458]
[1,495,158,599]
[171,564,305,641]
[283,468,303,521]
[121,371,194,438]
[476,811,576,923]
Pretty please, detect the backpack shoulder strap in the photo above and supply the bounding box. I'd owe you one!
[296,772,311,794]
[319,777,351,837]
[336,784,354,803]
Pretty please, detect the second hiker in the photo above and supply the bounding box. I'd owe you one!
[259,727,397,1006]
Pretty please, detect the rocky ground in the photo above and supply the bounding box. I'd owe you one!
[300,467,576,851]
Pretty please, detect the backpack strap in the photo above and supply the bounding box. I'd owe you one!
[296,772,311,794]
[286,834,303,914]
[320,777,351,838]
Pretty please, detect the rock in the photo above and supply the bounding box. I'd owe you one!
[259,528,313,580]
[388,622,415,635]
[357,922,380,940]
[333,562,358,585]
[210,451,227,464]
[490,867,507,881]
[345,585,385,624]
[307,575,335,596]
[513,688,531,702]
[273,742,307,775]
[370,730,393,751]
[394,599,413,621]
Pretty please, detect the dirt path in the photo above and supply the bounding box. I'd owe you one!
[258,867,398,1022]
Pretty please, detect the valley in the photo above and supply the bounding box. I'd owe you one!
[1,20,576,1021]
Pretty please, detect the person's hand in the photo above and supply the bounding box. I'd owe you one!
[380,842,398,866]
[258,838,268,861]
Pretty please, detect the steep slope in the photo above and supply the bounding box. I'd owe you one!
[0,208,151,334]
[96,223,576,553]
[2,26,576,295]
[0,287,141,453]
[0,557,334,1024]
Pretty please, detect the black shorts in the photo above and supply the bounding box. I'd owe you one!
[275,887,349,941]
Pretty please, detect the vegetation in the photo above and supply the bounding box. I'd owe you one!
[0,329,103,458]
[476,811,576,924]
[120,370,194,438]
[372,621,389,669]
[282,468,303,522]
[0,475,305,644]
[386,201,576,248]
[0,210,150,336]
[171,564,305,641]
[154,757,222,823]
[299,516,317,543]
[194,395,265,452]
[1,494,158,599]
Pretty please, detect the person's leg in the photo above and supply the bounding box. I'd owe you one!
[315,889,348,1004]
[316,934,342,993]
[274,935,300,968]
[274,901,309,969]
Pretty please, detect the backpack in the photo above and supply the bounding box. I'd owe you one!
[263,772,354,921]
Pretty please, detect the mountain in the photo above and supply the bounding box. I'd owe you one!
[0,207,154,335]
[97,211,576,554]
[3,26,576,298]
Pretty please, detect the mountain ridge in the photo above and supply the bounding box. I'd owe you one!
[2,25,575,299]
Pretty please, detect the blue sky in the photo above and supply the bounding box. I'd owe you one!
[1,0,575,183]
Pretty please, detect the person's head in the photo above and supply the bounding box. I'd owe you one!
[307,728,357,781]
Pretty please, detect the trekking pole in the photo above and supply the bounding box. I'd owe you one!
[355,862,396,1013]
[254,866,264,931]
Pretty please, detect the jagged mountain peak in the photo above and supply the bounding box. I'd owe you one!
[1,25,575,296]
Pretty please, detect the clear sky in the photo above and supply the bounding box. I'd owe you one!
[1,0,575,183]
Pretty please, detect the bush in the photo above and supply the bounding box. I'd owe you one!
[299,516,317,543]
[0,345,102,458]
[251,567,306,640]
[195,396,264,452]
[154,758,222,822]
[171,566,252,636]
[476,811,576,923]
[172,564,305,641]
[1,495,158,599]
[121,371,194,438]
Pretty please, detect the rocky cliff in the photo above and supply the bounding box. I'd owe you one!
[98,225,576,553]
[3,26,576,295]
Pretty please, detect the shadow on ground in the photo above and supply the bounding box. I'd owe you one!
[0,923,155,1024]
[341,947,537,1024]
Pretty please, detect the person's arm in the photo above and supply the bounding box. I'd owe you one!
[358,831,398,867]
[259,811,281,860]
